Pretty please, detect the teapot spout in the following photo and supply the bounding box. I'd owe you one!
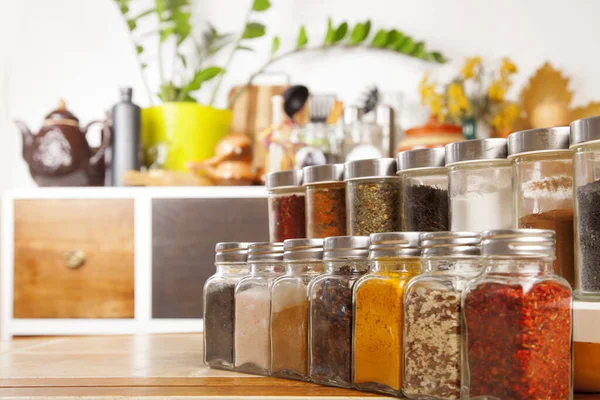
[14,120,34,159]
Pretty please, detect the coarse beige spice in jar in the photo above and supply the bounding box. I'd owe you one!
[234,286,271,370]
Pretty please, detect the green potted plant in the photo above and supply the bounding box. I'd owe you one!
[115,0,448,171]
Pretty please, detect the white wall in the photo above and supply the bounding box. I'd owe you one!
[2,0,600,191]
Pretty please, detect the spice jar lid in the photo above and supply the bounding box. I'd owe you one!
[445,138,508,165]
[323,236,370,260]
[570,115,600,146]
[303,164,344,184]
[266,170,303,190]
[396,147,446,171]
[481,229,555,258]
[507,127,571,156]
[284,238,323,261]
[421,232,481,257]
[369,232,421,258]
[247,242,284,262]
[215,242,249,263]
[344,158,397,180]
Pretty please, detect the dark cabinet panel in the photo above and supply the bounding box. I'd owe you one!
[152,198,269,318]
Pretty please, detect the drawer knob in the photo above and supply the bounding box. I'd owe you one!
[64,250,86,269]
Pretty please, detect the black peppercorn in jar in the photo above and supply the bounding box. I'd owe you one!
[397,147,449,232]
[203,242,250,370]
[345,158,401,236]
[571,116,600,300]
[308,236,370,388]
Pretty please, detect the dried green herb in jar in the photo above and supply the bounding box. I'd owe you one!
[348,179,401,236]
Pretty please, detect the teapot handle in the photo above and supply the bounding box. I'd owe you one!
[84,120,111,166]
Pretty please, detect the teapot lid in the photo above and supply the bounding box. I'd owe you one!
[44,99,79,122]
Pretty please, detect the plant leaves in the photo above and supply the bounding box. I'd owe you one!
[115,0,129,15]
[127,19,137,31]
[271,36,280,54]
[324,18,335,45]
[179,54,187,67]
[132,8,153,21]
[136,45,144,54]
[398,36,415,53]
[242,22,266,39]
[160,26,176,42]
[236,45,255,52]
[297,25,308,48]
[172,10,192,44]
[252,0,271,11]
[350,21,370,45]
[432,51,449,63]
[334,22,348,42]
[187,66,224,91]
[412,41,425,57]
[371,29,388,48]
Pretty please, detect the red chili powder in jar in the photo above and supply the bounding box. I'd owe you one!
[271,194,306,242]
[464,281,572,399]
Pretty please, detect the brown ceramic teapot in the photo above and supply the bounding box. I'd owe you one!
[15,100,110,186]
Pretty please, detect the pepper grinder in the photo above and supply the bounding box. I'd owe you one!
[111,87,141,186]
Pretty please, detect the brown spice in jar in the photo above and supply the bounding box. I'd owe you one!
[520,209,574,287]
[271,301,308,377]
[404,288,461,399]
[306,183,346,239]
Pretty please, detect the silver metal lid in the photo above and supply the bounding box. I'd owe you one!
[247,242,284,262]
[369,232,421,258]
[397,147,446,171]
[284,238,324,261]
[570,116,600,146]
[266,170,303,190]
[323,236,370,260]
[481,229,555,258]
[421,232,481,257]
[344,158,397,180]
[303,164,344,184]
[215,242,249,263]
[445,138,508,165]
[507,127,570,156]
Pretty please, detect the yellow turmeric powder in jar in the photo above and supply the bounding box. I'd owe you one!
[352,233,422,396]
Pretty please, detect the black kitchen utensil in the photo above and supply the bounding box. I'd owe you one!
[283,85,309,119]
[359,85,380,115]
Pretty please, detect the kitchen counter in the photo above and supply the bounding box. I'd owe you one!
[0,333,597,399]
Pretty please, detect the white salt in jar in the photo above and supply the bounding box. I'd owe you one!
[446,138,515,231]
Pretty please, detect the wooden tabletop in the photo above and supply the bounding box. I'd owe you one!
[0,333,597,399]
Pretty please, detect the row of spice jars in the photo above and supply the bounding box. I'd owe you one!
[204,229,573,399]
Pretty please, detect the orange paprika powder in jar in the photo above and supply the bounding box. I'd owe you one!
[463,229,573,400]
[352,232,422,396]
[303,164,346,239]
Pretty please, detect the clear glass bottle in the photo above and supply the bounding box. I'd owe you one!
[234,242,284,375]
[308,236,370,388]
[353,232,422,396]
[271,239,324,380]
[304,164,346,239]
[397,147,449,231]
[446,138,515,231]
[291,123,338,168]
[203,242,250,370]
[345,158,401,236]
[266,170,306,242]
[462,229,573,400]
[403,232,482,400]
[571,116,600,300]
[508,127,574,288]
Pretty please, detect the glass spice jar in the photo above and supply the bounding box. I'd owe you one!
[345,158,401,236]
[446,138,515,231]
[234,242,284,375]
[397,147,449,232]
[267,170,306,242]
[402,232,482,400]
[203,242,250,370]
[353,232,422,396]
[308,236,370,388]
[304,164,346,239]
[271,239,324,381]
[462,229,573,400]
[571,116,600,300]
[508,127,575,288]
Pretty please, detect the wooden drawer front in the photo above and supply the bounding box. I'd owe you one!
[152,198,269,319]
[14,199,135,319]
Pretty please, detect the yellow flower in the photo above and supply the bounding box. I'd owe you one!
[447,82,471,121]
[488,79,507,103]
[492,103,521,131]
[461,56,482,79]
[501,57,517,75]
